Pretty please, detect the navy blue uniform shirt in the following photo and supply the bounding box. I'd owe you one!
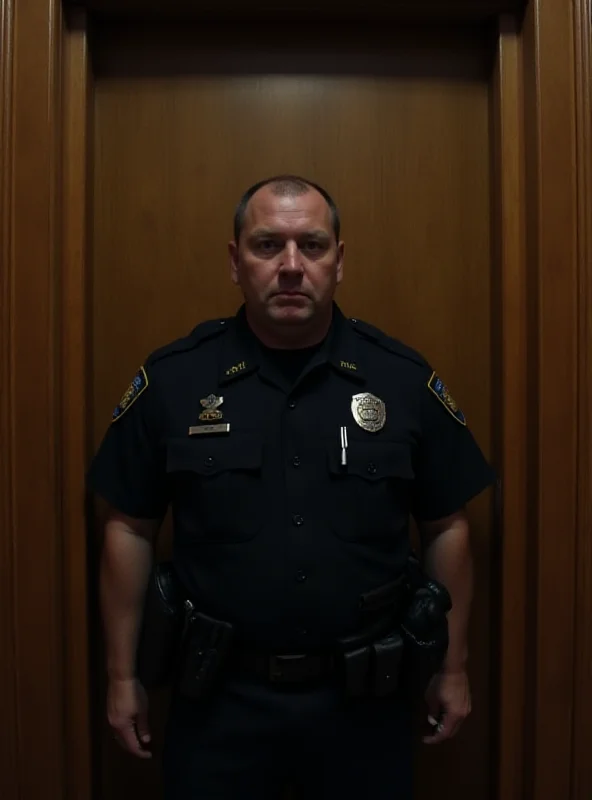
[87,304,495,651]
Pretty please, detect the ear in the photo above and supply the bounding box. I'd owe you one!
[335,241,345,285]
[228,240,239,285]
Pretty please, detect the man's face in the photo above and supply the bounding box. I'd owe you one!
[229,186,344,330]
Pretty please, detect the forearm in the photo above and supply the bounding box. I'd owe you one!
[422,514,473,673]
[100,520,153,681]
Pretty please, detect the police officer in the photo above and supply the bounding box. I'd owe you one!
[88,174,495,799]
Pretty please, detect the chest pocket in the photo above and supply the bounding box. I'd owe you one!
[325,440,415,542]
[165,433,264,543]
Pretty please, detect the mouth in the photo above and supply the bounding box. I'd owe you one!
[272,291,308,299]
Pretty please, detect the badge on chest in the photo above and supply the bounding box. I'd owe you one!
[189,394,230,436]
[350,392,386,433]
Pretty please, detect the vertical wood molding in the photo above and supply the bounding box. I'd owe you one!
[573,0,592,798]
[0,1,19,797]
[62,9,93,799]
[491,15,528,800]
[5,0,66,797]
[522,0,579,797]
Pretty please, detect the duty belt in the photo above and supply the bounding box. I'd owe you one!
[231,574,408,686]
[234,650,337,683]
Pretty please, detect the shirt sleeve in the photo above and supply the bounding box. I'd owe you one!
[412,372,497,522]
[86,365,169,519]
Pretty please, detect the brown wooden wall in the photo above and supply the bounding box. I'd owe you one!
[1,1,591,799]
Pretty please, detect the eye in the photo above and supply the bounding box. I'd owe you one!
[301,240,325,254]
[255,239,280,254]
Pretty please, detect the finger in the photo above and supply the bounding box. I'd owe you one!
[424,689,440,718]
[115,725,152,759]
[426,698,440,719]
[423,714,461,745]
[135,711,152,745]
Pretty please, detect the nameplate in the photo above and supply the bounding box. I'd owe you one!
[188,423,230,436]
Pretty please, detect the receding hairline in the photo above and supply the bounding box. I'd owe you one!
[233,174,340,243]
[244,183,332,225]
[267,177,315,198]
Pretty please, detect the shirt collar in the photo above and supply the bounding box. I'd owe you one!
[327,305,366,383]
[218,305,259,386]
[218,303,366,387]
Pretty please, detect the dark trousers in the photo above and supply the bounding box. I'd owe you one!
[163,672,414,800]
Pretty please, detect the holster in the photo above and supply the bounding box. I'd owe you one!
[136,561,185,689]
[176,609,234,700]
[135,561,234,699]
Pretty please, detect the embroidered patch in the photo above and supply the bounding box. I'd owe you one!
[112,367,148,422]
[428,371,466,426]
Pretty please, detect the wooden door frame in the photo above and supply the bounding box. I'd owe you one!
[1,1,590,799]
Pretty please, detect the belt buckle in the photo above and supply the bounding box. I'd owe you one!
[268,653,306,682]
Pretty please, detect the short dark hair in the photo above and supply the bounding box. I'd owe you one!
[233,174,341,243]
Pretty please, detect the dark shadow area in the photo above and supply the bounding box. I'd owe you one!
[90,20,495,82]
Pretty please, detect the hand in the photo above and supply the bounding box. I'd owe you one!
[423,669,471,745]
[107,677,152,759]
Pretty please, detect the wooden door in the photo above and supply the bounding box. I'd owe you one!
[91,20,494,800]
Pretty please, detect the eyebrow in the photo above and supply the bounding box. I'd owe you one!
[249,228,331,240]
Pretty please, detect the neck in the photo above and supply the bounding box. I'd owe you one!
[245,308,333,350]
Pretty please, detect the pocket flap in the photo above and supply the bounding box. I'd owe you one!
[328,440,414,481]
[166,433,262,476]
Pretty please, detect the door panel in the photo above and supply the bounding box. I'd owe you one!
[92,21,493,800]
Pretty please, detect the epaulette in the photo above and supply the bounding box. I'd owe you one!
[348,317,428,369]
[146,317,230,367]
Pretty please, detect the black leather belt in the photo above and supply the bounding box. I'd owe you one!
[234,649,337,684]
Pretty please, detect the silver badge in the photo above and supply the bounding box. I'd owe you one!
[198,394,224,422]
[188,394,230,436]
[351,392,386,433]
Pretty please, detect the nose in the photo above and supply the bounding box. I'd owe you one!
[279,241,304,275]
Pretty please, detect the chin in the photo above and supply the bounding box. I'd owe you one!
[267,299,313,322]
[269,306,313,325]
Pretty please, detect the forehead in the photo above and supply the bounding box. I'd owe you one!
[244,186,332,234]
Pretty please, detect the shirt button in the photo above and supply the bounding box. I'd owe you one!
[204,456,215,468]
[288,399,297,409]
[297,628,308,636]
[292,455,301,467]
[292,514,304,526]
[367,462,377,475]
[295,570,307,583]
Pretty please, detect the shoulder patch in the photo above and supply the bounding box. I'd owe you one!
[428,371,466,426]
[147,318,229,367]
[349,318,428,368]
[112,367,148,422]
